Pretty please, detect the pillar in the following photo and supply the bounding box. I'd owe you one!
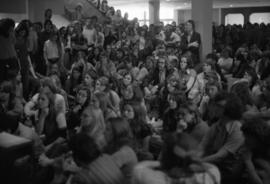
[191,0,213,61]
[149,0,160,25]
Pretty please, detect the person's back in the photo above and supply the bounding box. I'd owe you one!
[71,154,124,184]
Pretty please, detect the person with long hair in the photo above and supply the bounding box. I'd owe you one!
[95,76,121,115]
[199,82,224,126]
[65,64,83,96]
[35,88,67,147]
[82,69,96,95]
[122,103,153,159]
[94,92,118,120]
[179,55,201,105]
[79,105,106,149]
[67,86,91,134]
[24,77,66,126]
[162,92,187,135]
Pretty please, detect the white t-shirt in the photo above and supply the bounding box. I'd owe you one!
[170,32,180,42]
[43,40,60,59]
[83,27,96,46]
[24,93,66,117]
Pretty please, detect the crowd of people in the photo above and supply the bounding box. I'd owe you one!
[1,5,270,184]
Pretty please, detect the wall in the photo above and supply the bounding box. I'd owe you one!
[28,0,65,22]
[176,8,221,25]
[221,6,270,24]
[0,0,26,14]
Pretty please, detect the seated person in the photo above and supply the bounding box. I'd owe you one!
[217,48,233,74]
[176,102,209,143]
[67,86,91,135]
[35,88,67,147]
[241,118,270,184]
[68,133,125,184]
[201,93,245,183]
[0,81,24,133]
[24,77,66,121]
[131,132,220,184]
[244,76,270,120]
[104,117,138,182]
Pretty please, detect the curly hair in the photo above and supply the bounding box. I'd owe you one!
[242,118,270,147]
[223,93,244,120]
[0,18,15,38]
[230,80,254,107]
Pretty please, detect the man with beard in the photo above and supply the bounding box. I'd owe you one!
[176,102,209,143]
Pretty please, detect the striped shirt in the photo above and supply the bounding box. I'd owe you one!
[71,154,124,184]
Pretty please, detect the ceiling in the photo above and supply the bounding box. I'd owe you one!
[109,0,270,8]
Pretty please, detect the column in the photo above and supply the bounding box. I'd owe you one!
[149,0,160,25]
[191,0,213,61]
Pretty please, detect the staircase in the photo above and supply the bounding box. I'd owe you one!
[64,0,109,23]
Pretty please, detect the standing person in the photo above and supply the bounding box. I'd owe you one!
[71,21,88,57]
[44,9,53,22]
[15,21,37,100]
[37,20,53,75]
[75,3,83,20]
[0,18,19,82]
[43,31,63,75]
[99,0,109,14]
[184,20,201,66]
[95,24,105,48]
[83,17,97,48]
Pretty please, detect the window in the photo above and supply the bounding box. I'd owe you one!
[250,13,270,24]
[225,13,244,25]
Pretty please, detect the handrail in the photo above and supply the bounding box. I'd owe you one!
[64,0,108,22]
